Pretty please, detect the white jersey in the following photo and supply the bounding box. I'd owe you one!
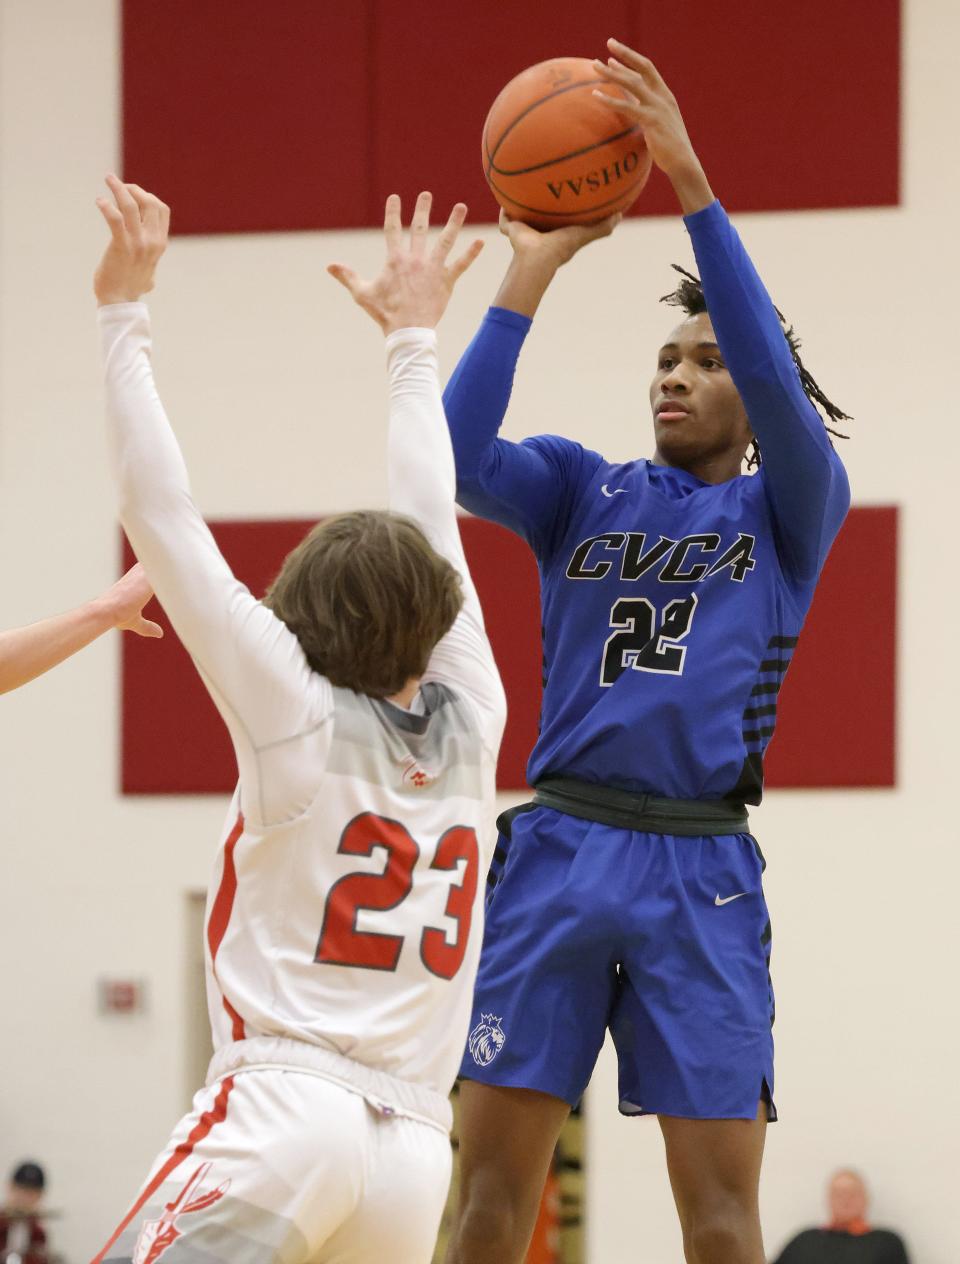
[100,307,506,1101]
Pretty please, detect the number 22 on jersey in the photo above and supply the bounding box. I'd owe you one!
[600,593,699,685]
[315,812,479,980]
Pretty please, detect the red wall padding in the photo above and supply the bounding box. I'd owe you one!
[765,506,897,788]
[121,0,900,234]
[121,507,896,795]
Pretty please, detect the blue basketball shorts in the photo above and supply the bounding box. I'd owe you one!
[460,805,776,1120]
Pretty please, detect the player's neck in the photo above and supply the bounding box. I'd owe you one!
[653,447,746,485]
[386,678,421,710]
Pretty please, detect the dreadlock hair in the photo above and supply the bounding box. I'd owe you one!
[660,265,851,470]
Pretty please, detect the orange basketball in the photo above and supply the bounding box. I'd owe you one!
[482,57,652,230]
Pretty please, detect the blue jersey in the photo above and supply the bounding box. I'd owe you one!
[443,200,850,804]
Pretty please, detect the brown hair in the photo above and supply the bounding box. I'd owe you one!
[263,511,463,697]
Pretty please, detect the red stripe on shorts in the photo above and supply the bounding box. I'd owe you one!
[91,1075,235,1264]
[206,813,246,1041]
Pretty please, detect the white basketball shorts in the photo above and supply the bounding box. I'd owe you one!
[93,1054,452,1264]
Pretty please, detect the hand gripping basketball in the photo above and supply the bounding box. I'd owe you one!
[497,206,622,268]
[591,41,703,187]
[328,193,484,335]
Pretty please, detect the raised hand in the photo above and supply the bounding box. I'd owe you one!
[96,563,164,638]
[328,192,484,334]
[592,39,714,214]
[94,174,170,306]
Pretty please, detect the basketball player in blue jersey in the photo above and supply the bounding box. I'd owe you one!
[442,41,851,1264]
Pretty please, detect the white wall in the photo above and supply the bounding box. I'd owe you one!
[1,1,957,1261]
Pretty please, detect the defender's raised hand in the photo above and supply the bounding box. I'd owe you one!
[94,174,170,306]
[328,192,483,334]
[592,39,714,214]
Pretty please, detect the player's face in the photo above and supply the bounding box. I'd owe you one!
[649,313,753,472]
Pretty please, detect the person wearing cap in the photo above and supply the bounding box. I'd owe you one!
[0,1162,48,1264]
[773,1169,910,1263]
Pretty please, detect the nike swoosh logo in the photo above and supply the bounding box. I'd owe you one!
[715,892,748,906]
[601,484,628,497]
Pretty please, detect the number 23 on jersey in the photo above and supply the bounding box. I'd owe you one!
[315,812,479,981]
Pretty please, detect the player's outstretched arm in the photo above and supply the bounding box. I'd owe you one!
[329,193,505,746]
[442,210,614,556]
[94,176,325,806]
[490,208,621,319]
[329,192,482,601]
[0,564,161,695]
[595,40,851,581]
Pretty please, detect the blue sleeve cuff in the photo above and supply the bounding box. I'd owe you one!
[486,305,534,334]
[682,198,725,234]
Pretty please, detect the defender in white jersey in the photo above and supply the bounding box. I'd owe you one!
[91,176,504,1264]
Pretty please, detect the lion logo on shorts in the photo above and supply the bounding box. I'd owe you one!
[468,1013,506,1067]
[133,1162,230,1264]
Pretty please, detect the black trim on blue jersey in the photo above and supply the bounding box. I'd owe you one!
[743,703,778,720]
[758,658,791,673]
[726,751,765,806]
[486,803,536,900]
[728,633,799,804]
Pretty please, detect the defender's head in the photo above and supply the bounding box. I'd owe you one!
[650,267,850,478]
[264,511,462,698]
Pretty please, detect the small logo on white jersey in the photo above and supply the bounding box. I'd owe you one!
[401,757,436,789]
[468,1013,506,1066]
[601,483,628,497]
[715,892,748,906]
[133,1163,230,1264]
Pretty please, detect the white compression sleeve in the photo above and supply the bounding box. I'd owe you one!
[385,328,506,755]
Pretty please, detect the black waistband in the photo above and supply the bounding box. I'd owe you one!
[531,776,750,837]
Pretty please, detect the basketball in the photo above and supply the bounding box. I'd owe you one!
[482,57,652,230]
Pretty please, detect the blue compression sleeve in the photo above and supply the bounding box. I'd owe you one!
[684,201,850,584]
[443,306,599,556]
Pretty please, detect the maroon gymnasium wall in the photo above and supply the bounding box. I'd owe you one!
[120,508,897,794]
[121,0,901,233]
[118,5,900,791]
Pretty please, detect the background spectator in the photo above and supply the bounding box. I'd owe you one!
[0,1161,49,1264]
[773,1169,909,1263]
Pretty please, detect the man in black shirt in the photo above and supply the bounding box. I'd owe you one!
[773,1170,909,1264]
